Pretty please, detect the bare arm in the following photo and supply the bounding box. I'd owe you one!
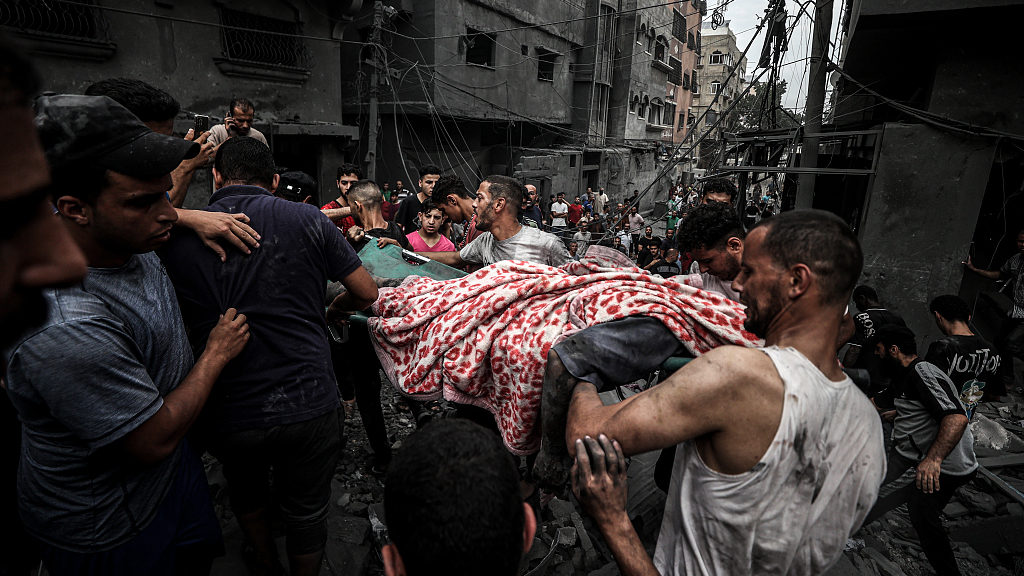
[565,347,757,457]
[964,255,1003,280]
[117,309,249,464]
[417,249,466,268]
[916,413,969,493]
[322,206,351,221]
[168,130,214,208]
[573,435,661,576]
[843,344,861,367]
[327,266,379,322]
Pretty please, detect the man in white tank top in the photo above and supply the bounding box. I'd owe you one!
[565,209,886,576]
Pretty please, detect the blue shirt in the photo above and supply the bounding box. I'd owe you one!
[159,185,363,432]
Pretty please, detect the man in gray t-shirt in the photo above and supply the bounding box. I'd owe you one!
[421,175,572,271]
[3,95,251,575]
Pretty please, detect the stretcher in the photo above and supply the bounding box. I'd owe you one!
[345,239,695,374]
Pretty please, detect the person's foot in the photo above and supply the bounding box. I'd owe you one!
[533,445,574,490]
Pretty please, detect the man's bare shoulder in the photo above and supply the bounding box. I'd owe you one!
[662,345,781,395]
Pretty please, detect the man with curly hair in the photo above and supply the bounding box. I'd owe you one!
[700,177,737,205]
[676,202,745,301]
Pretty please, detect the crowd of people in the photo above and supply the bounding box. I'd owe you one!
[1,32,1019,576]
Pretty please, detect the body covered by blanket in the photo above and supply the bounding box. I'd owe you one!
[366,250,760,454]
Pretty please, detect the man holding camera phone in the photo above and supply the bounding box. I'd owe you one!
[207,98,268,148]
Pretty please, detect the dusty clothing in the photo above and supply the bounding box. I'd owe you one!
[207,124,267,148]
[459,225,572,268]
[160,185,361,432]
[3,253,194,552]
[653,346,886,576]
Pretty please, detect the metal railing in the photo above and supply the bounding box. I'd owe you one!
[0,0,111,42]
[219,7,314,71]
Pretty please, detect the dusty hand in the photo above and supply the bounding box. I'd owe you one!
[346,226,366,244]
[881,410,897,423]
[180,129,214,171]
[916,457,942,493]
[206,308,250,363]
[187,211,260,262]
[326,293,356,325]
[376,237,400,249]
[963,255,976,271]
[571,434,629,528]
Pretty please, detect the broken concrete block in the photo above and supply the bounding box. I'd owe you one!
[943,500,971,518]
[949,516,1024,555]
[1006,503,1024,516]
[860,547,907,576]
[958,488,998,515]
[588,561,621,576]
[349,501,368,515]
[572,511,603,571]
[548,497,575,522]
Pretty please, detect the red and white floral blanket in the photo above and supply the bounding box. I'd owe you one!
[366,252,761,454]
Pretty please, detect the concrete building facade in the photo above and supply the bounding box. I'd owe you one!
[2,0,359,208]
[689,20,747,169]
[665,0,705,145]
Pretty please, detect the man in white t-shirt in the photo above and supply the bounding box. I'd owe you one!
[548,210,885,576]
[550,193,569,240]
[420,176,571,271]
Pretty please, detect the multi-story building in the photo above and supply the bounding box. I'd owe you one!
[608,0,674,142]
[665,0,705,146]
[2,0,359,209]
[688,20,746,168]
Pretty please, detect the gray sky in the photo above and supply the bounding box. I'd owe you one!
[713,0,834,111]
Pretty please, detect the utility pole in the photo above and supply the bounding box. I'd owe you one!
[364,1,384,181]
[795,0,833,208]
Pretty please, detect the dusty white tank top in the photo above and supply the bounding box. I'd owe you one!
[652,346,886,576]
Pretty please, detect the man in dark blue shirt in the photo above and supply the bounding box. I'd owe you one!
[160,137,377,576]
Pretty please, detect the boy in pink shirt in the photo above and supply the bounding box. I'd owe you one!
[406,200,456,253]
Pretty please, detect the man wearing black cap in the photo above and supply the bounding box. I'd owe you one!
[2,94,254,576]
[865,324,976,576]
[277,170,318,204]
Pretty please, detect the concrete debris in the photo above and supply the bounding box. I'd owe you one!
[942,501,971,518]
[971,414,1024,452]
[957,485,998,515]
[549,497,576,522]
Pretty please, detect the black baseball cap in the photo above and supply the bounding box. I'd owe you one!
[278,171,317,200]
[35,94,199,179]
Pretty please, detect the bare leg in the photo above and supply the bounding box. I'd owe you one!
[236,507,281,576]
[533,348,584,489]
[288,549,325,576]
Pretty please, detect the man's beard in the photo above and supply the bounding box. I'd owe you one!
[742,284,786,339]
[878,353,904,377]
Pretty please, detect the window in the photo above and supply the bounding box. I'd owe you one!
[219,8,312,70]
[521,45,529,56]
[463,28,496,68]
[683,72,690,90]
[646,29,654,54]
[709,51,724,65]
[692,0,700,10]
[710,81,721,94]
[687,32,695,50]
[639,95,649,119]
[1,0,109,42]
[706,109,719,125]
[664,103,676,127]
[672,10,686,41]
[649,98,664,125]
[537,48,558,82]
[692,81,700,94]
[636,19,643,44]
[695,31,702,55]
[687,113,696,127]
[629,92,638,114]
[654,36,667,63]
[668,57,682,85]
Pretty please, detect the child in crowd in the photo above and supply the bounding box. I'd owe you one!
[406,200,456,252]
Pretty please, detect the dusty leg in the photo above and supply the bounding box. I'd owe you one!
[534,348,584,489]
